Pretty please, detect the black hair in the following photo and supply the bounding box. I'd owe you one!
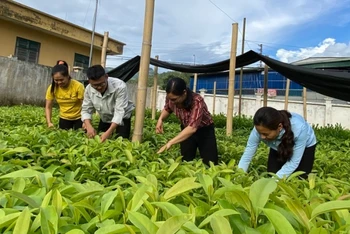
[56,60,68,68]
[253,106,295,161]
[165,77,193,110]
[87,65,106,80]
[50,64,70,94]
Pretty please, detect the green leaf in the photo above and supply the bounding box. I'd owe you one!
[42,190,53,207]
[156,214,192,234]
[309,227,329,234]
[262,208,296,234]
[101,190,118,215]
[182,221,209,234]
[128,211,158,234]
[124,149,134,163]
[2,147,32,157]
[198,209,239,228]
[256,223,275,234]
[70,190,103,202]
[12,178,26,193]
[0,212,20,229]
[249,178,277,216]
[41,206,58,234]
[40,208,51,234]
[163,177,202,201]
[280,195,310,231]
[13,207,31,234]
[0,169,40,179]
[210,215,232,234]
[130,185,151,212]
[52,190,63,217]
[197,174,214,198]
[152,202,183,216]
[6,190,39,208]
[65,229,85,234]
[167,162,179,178]
[95,224,131,234]
[311,201,350,220]
[225,190,252,213]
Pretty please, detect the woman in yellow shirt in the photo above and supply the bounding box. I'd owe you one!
[45,63,85,130]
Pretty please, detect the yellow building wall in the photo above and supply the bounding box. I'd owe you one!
[0,19,102,68]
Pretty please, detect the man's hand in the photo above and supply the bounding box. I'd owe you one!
[86,126,97,138]
[157,141,173,154]
[100,131,112,143]
[156,119,164,134]
[47,122,54,128]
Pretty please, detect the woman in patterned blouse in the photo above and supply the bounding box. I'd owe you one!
[156,77,218,165]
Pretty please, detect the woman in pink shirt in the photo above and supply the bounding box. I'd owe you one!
[156,77,218,165]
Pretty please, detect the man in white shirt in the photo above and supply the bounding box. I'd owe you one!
[82,65,135,142]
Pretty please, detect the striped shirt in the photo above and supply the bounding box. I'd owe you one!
[164,92,213,128]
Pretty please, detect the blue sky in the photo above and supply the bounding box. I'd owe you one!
[14,0,350,68]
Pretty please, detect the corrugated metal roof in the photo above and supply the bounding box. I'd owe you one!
[292,57,350,65]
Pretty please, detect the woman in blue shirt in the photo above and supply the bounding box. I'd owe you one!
[238,106,317,179]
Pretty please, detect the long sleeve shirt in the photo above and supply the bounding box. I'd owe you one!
[164,93,213,128]
[238,113,317,178]
[81,78,135,125]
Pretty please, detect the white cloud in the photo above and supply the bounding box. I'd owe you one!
[276,38,350,63]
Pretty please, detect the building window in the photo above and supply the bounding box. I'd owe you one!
[74,53,89,71]
[14,37,41,63]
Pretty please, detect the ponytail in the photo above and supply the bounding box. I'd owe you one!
[277,110,294,161]
[50,80,56,94]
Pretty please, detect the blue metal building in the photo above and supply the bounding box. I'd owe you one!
[189,68,303,96]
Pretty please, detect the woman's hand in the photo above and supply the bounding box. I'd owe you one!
[156,119,164,134]
[157,141,173,154]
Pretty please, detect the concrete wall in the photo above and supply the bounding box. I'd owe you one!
[0,56,86,106]
[0,19,101,67]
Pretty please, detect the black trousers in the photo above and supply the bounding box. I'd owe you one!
[180,124,218,165]
[98,118,131,139]
[267,144,316,178]
[59,118,82,130]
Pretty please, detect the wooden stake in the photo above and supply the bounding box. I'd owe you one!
[303,87,307,120]
[193,73,198,92]
[263,64,268,107]
[238,17,246,116]
[213,81,217,115]
[284,78,290,110]
[101,31,109,68]
[151,55,159,120]
[132,0,155,142]
[226,23,238,136]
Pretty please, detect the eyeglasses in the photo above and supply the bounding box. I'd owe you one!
[90,81,106,89]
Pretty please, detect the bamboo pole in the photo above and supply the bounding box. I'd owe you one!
[132,0,155,142]
[101,31,109,68]
[212,81,217,115]
[263,64,268,107]
[303,87,307,120]
[238,17,246,116]
[284,78,291,110]
[226,23,238,136]
[193,73,198,92]
[88,0,98,67]
[151,55,159,120]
